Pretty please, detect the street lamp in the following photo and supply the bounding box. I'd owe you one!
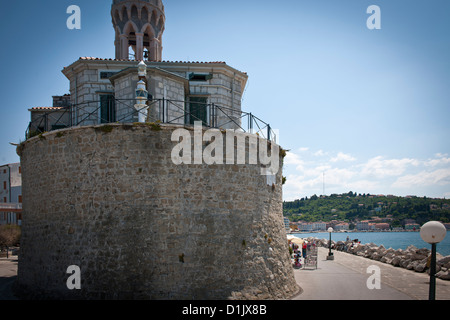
[327,227,334,260]
[134,61,149,123]
[135,80,149,123]
[420,221,447,300]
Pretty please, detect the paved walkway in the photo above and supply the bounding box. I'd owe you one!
[0,257,18,300]
[2,249,450,300]
[292,247,450,300]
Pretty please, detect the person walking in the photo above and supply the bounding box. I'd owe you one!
[302,241,307,259]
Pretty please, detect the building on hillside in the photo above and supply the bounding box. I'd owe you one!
[374,223,390,230]
[312,221,326,231]
[356,220,369,231]
[298,222,313,232]
[284,217,290,233]
[403,219,416,225]
[334,223,349,231]
[405,223,420,231]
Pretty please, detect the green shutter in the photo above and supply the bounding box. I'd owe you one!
[188,97,208,125]
[100,95,116,123]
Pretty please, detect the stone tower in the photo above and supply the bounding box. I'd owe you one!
[112,0,165,61]
[16,0,299,300]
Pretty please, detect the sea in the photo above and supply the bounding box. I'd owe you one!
[292,231,450,257]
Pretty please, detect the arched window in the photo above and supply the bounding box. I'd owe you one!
[121,6,128,21]
[131,5,139,21]
[123,21,138,59]
[142,7,149,23]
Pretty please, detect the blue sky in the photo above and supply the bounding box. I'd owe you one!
[0,0,449,200]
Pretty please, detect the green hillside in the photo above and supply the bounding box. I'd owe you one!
[283,192,450,227]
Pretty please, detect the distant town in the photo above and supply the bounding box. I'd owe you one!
[283,192,450,233]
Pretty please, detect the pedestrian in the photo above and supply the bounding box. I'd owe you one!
[302,241,307,258]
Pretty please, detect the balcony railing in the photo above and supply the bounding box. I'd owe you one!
[26,98,277,142]
[0,203,22,212]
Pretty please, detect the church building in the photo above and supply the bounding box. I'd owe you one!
[17,0,297,300]
[28,0,248,135]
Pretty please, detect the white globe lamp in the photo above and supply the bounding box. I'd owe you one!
[420,221,447,300]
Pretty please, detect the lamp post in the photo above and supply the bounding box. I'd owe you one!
[135,80,149,123]
[135,61,149,123]
[327,227,334,260]
[420,221,447,300]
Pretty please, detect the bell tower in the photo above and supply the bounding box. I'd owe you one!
[111,0,165,61]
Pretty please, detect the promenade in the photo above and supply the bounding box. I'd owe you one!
[0,257,18,300]
[1,248,450,300]
[293,247,450,300]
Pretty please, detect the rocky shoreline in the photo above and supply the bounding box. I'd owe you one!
[305,237,450,281]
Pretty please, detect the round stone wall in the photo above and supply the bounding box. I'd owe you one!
[16,123,298,300]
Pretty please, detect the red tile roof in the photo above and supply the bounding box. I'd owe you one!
[62,57,247,76]
[29,107,64,111]
[78,57,227,64]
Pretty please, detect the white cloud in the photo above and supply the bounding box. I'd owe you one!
[360,156,420,177]
[424,156,450,167]
[392,168,450,188]
[330,152,356,162]
[324,167,357,184]
[345,179,380,192]
[435,153,448,158]
[283,174,314,200]
[313,149,327,157]
[284,152,305,171]
[282,150,450,200]
[306,164,332,177]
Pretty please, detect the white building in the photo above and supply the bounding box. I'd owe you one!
[312,222,326,231]
[284,217,290,233]
[356,220,369,231]
[297,222,326,232]
[334,223,349,231]
[0,163,22,225]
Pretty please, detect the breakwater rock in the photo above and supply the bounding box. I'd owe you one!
[303,237,450,281]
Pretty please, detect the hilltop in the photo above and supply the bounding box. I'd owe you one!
[283,192,450,228]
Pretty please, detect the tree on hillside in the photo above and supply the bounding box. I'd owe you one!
[283,192,450,224]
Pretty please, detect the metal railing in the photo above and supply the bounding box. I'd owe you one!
[0,203,22,212]
[26,98,277,142]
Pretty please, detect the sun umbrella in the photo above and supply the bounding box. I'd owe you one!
[290,237,304,245]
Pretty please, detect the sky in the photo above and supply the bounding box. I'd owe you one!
[0,0,449,200]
